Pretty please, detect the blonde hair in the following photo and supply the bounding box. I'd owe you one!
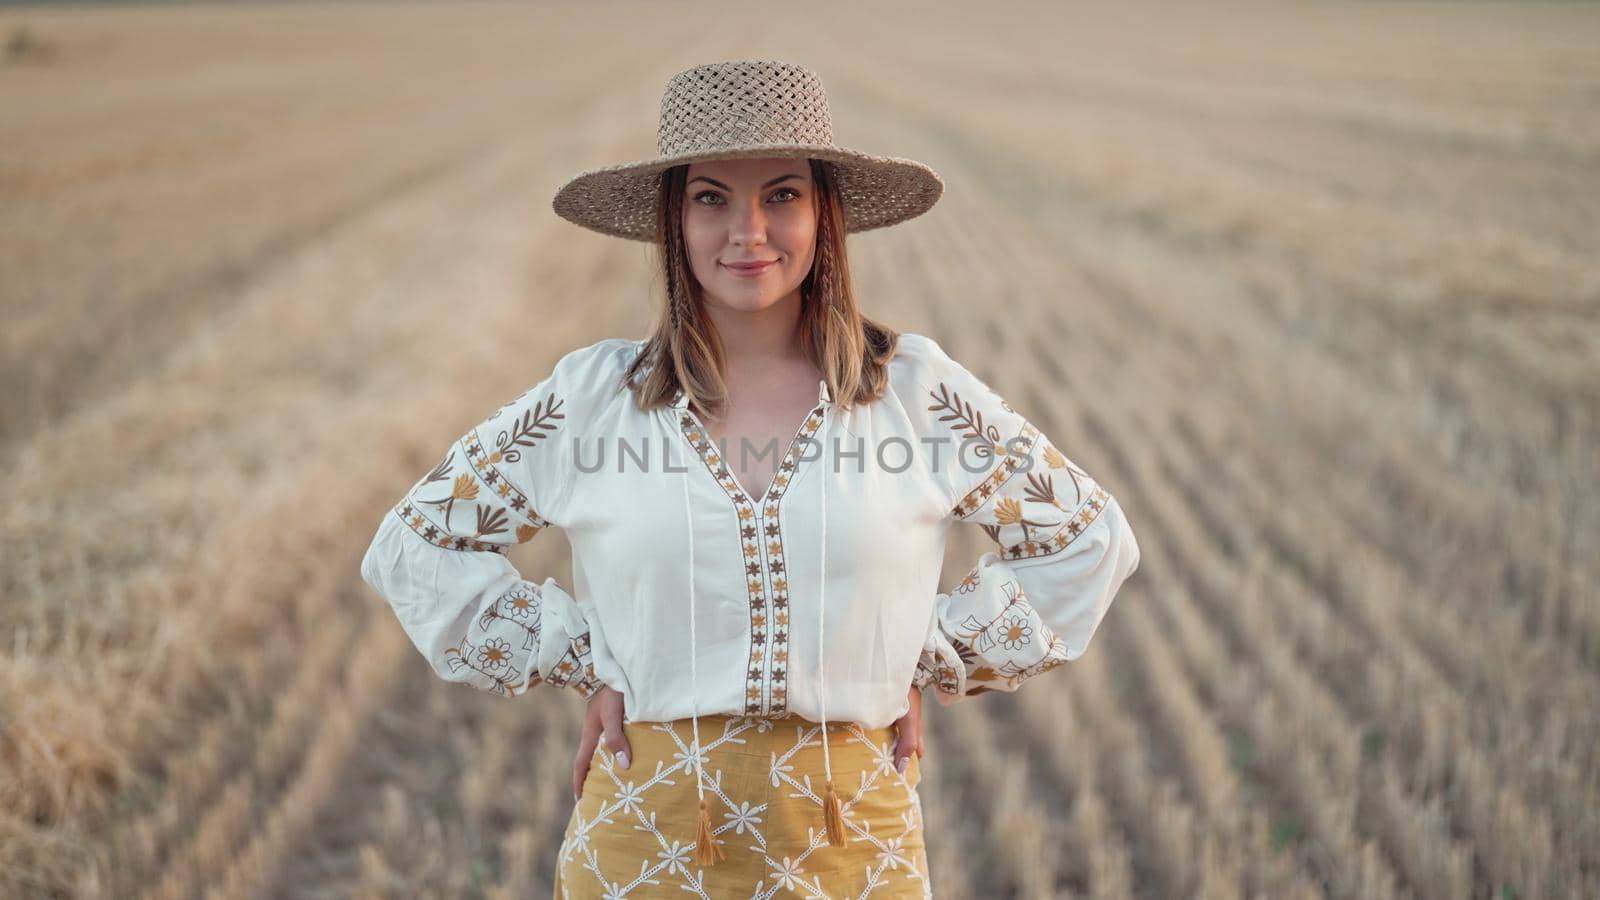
[623,158,899,418]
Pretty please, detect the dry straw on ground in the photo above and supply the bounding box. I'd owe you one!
[2,1,1597,897]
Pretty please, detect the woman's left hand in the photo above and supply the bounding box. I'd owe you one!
[892,684,925,775]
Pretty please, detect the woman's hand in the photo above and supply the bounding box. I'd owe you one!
[573,685,632,801]
[891,683,925,775]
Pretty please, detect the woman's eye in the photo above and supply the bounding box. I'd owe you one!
[691,187,800,206]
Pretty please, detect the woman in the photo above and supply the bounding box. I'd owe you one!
[361,59,1141,898]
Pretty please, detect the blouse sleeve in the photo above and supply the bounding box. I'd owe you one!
[358,344,614,700]
[899,335,1142,705]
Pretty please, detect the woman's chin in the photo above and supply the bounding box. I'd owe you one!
[707,286,791,312]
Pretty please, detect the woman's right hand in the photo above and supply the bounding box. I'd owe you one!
[573,685,633,802]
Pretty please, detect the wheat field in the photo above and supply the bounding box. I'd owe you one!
[2,1,1597,897]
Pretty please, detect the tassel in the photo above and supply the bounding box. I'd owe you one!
[821,780,848,848]
[694,797,725,865]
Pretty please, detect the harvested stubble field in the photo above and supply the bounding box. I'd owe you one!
[2,1,1598,897]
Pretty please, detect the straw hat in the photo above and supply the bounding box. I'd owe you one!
[551,58,944,242]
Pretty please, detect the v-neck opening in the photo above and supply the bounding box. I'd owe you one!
[678,398,826,512]
[661,372,831,719]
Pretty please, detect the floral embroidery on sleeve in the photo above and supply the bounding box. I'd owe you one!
[411,579,597,700]
[369,372,602,701]
[911,336,1134,701]
[915,557,1071,699]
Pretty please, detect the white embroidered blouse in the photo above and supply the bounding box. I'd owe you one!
[360,333,1142,731]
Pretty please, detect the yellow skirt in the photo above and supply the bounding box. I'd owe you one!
[554,713,931,899]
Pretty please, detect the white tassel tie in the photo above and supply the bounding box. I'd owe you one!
[815,382,846,848]
[680,410,724,866]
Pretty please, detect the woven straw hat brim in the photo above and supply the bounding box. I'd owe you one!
[552,143,944,243]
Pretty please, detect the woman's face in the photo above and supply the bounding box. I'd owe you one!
[681,157,818,316]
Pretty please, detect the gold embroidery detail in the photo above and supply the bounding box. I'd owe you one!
[678,402,825,717]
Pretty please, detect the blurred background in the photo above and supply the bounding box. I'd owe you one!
[2,0,1597,897]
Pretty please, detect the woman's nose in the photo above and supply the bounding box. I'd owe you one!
[728,199,767,245]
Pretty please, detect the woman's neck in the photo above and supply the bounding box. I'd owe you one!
[704,287,807,369]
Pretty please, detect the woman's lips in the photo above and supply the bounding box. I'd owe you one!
[722,260,776,277]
